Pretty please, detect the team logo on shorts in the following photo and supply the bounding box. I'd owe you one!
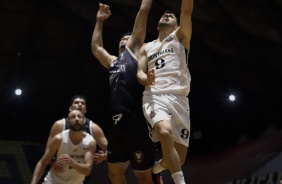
[149,110,156,119]
[134,151,144,163]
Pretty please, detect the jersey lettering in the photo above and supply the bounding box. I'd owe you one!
[147,47,174,62]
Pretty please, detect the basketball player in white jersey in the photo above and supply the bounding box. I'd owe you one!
[46,95,107,183]
[31,110,96,184]
[137,0,193,183]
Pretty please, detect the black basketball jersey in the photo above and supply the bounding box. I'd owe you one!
[64,117,92,135]
[109,47,144,114]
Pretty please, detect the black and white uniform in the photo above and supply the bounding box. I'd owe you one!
[107,45,156,170]
[63,117,94,184]
[143,30,191,147]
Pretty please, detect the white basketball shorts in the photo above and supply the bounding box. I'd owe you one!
[142,93,190,147]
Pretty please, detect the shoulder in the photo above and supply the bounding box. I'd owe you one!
[83,132,96,145]
[139,43,148,54]
[52,132,63,144]
[89,121,106,139]
[88,138,97,151]
[145,41,157,50]
[49,119,65,136]
[90,121,103,133]
[53,119,65,128]
[123,46,137,61]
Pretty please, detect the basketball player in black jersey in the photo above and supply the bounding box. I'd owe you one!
[46,95,108,184]
[91,1,158,184]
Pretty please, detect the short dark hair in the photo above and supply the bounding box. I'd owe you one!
[122,31,132,37]
[163,10,179,25]
[164,10,177,17]
[70,95,87,106]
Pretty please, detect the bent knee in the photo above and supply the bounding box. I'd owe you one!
[158,130,173,142]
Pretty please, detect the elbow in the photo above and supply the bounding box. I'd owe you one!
[91,39,101,54]
[137,74,147,86]
[136,73,142,85]
[84,165,94,176]
[91,44,99,57]
[91,43,97,54]
[40,159,49,168]
[181,10,192,18]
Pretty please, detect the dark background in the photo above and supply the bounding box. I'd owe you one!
[1,0,282,156]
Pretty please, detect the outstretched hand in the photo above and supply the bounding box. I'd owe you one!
[97,3,111,20]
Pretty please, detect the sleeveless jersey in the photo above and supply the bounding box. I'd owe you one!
[109,46,144,114]
[44,130,94,184]
[64,117,92,136]
[145,30,191,96]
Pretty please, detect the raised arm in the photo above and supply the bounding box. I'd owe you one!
[127,0,153,54]
[176,0,193,51]
[91,3,117,69]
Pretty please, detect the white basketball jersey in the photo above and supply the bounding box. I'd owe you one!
[145,30,191,96]
[43,130,94,184]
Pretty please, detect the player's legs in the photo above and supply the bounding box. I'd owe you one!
[143,94,188,183]
[157,142,187,169]
[154,120,182,174]
[107,122,130,184]
[174,142,187,166]
[128,114,157,184]
[133,168,155,184]
[108,161,129,184]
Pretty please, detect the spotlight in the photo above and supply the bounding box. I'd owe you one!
[15,89,22,96]
[229,94,235,102]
